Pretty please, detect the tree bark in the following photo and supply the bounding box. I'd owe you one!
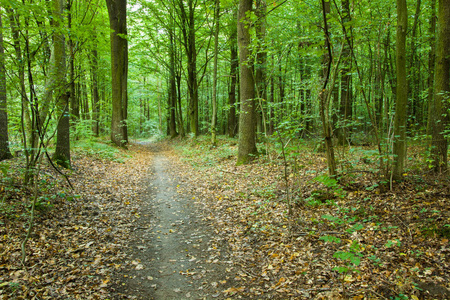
[430,0,450,172]
[319,0,336,177]
[337,0,352,145]
[176,73,185,137]
[210,0,220,146]
[228,12,238,138]
[7,9,31,149]
[255,0,267,137]
[426,0,436,136]
[90,42,100,136]
[52,0,71,169]
[68,0,79,123]
[179,0,199,136]
[407,0,421,130]
[106,0,128,147]
[392,0,408,180]
[237,0,258,165]
[0,12,12,161]
[168,25,178,138]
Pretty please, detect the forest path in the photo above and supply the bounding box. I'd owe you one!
[115,143,235,300]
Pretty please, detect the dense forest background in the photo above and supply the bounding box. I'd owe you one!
[1,0,450,298]
[0,0,449,179]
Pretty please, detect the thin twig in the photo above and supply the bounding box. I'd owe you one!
[21,154,43,265]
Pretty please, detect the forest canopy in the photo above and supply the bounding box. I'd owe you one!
[1,0,450,298]
[0,0,449,176]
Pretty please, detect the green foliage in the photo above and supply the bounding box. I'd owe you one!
[347,223,364,234]
[319,211,367,279]
[368,254,382,266]
[420,223,450,238]
[314,174,338,188]
[138,120,163,138]
[0,162,9,177]
[72,120,96,141]
[305,174,346,207]
[73,139,128,162]
[319,235,341,243]
[175,136,237,168]
[384,239,401,248]
[390,294,408,300]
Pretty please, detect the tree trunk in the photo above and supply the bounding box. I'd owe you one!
[179,0,199,136]
[90,42,100,136]
[7,9,31,149]
[268,64,275,135]
[407,0,421,131]
[228,12,238,138]
[237,0,258,165]
[211,0,220,146]
[82,80,90,119]
[255,0,267,137]
[319,0,336,177]
[426,0,436,136]
[106,0,128,147]
[168,25,178,138]
[52,0,71,169]
[337,0,352,145]
[67,0,79,124]
[176,73,185,137]
[0,12,12,161]
[430,0,450,172]
[392,0,408,180]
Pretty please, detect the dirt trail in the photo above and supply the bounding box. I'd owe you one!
[114,146,236,299]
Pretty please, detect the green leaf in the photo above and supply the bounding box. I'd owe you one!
[319,235,341,243]
[347,223,364,234]
[333,266,349,273]
[0,163,9,176]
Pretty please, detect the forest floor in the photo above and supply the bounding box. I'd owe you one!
[0,136,449,299]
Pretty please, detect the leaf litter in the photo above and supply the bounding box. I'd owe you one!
[0,138,449,299]
[172,137,450,299]
[1,142,153,299]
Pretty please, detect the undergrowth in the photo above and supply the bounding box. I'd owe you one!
[171,134,450,299]
[72,137,131,162]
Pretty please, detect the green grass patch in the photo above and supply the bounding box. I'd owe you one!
[173,135,238,168]
[72,138,131,162]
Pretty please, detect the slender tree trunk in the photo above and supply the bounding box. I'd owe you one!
[268,63,275,135]
[211,0,220,146]
[408,0,421,131]
[278,58,285,113]
[319,0,336,176]
[7,9,31,148]
[237,0,258,165]
[176,73,185,137]
[392,0,408,180]
[52,0,71,168]
[90,42,100,136]
[228,13,238,138]
[82,81,90,119]
[68,0,78,124]
[75,65,81,119]
[106,0,128,147]
[255,0,267,137]
[430,0,450,172]
[0,12,12,161]
[179,0,199,136]
[168,25,178,138]
[426,0,436,136]
[337,0,352,145]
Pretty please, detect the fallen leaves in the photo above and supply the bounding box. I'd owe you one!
[0,142,151,299]
[1,138,449,299]
[173,137,450,299]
